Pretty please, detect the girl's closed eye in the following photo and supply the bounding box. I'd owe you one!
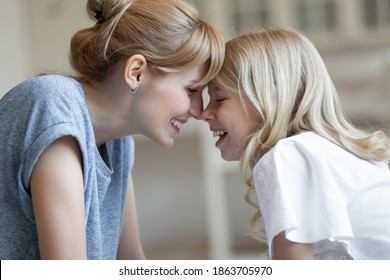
[215,96,226,102]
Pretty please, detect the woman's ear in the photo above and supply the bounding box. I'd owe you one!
[124,54,147,89]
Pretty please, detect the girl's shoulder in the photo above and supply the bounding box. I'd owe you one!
[265,131,334,160]
[274,131,328,147]
[254,131,354,175]
[254,131,389,178]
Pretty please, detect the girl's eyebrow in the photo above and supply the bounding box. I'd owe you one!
[207,87,219,96]
[208,84,220,92]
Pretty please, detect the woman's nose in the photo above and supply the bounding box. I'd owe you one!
[200,104,213,122]
[188,93,203,119]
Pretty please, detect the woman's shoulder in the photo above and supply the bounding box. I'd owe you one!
[9,75,86,112]
[1,74,90,142]
[3,74,83,103]
[24,74,82,96]
[27,73,78,84]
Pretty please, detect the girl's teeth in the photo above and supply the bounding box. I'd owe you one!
[213,130,227,137]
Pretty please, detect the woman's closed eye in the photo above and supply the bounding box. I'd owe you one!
[187,88,198,96]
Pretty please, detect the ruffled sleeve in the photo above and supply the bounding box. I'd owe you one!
[253,133,354,259]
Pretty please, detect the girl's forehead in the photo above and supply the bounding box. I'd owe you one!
[208,79,224,93]
[207,85,221,97]
[208,80,235,96]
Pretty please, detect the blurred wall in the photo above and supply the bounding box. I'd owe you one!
[0,0,31,95]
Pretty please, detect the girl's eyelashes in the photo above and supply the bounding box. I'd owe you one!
[215,96,226,102]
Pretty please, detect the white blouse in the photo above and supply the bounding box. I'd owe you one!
[253,132,390,259]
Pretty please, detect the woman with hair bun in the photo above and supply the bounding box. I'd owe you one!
[0,0,224,259]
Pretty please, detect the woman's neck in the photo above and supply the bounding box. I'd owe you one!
[80,79,136,147]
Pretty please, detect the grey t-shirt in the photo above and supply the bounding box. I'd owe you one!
[0,74,134,259]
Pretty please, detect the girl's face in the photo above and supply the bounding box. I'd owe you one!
[134,63,206,147]
[201,81,260,161]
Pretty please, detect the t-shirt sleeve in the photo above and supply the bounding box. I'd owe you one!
[14,76,91,223]
[253,138,354,259]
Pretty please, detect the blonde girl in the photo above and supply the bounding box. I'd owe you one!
[202,28,390,259]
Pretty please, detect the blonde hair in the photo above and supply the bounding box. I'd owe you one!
[215,27,390,240]
[70,0,224,87]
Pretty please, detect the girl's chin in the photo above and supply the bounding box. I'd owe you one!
[220,150,240,161]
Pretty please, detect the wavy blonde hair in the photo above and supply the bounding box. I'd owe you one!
[69,0,224,87]
[214,27,390,241]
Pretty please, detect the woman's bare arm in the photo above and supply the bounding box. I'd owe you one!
[30,136,87,259]
[117,174,146,259]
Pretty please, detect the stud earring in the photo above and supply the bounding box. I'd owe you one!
[130,86,138,94]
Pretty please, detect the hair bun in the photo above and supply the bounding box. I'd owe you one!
[95,8,104,24]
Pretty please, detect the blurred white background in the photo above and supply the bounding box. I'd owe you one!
[1,0,389,259]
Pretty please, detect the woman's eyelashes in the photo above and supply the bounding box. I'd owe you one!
[187,88,198,96]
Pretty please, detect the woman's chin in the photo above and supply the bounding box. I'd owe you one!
[160,139,174,148]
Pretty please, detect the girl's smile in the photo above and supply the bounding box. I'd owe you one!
[201,81,260,161]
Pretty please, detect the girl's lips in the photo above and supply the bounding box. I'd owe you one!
[211,129,227,148]
[215,133,227,148]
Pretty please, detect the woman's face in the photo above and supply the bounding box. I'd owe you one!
[201,81,260,161]
[134,63,207,147]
